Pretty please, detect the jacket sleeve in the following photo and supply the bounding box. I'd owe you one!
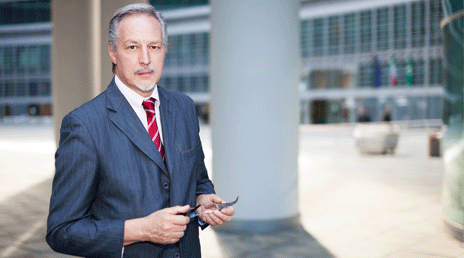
[46,113,125,258]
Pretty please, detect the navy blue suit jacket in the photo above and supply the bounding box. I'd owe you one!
[46,79,215,257]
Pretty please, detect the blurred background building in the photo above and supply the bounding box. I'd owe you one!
[0,0,444,124]
[299,0,443,124]
[0,0,51,117]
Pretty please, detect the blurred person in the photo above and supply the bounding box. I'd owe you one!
[382,107,392,122]
[357,106,371,123]
[46,4,234,258]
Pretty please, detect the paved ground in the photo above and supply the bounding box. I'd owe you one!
[0,118,462,257]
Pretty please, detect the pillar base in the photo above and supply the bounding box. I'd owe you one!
[444,215,464,242]
[213,214,300,233]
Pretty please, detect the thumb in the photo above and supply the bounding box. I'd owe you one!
[212,195,223,204]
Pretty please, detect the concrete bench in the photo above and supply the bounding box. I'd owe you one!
[353,123,399,155]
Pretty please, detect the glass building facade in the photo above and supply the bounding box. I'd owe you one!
[0,0,445,123]
[299,0,444,124]
[0,0,50,25]
[0,0,51,117]
[151,0,207,10]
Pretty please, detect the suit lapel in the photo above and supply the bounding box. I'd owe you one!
[106,80,168,176]
[158,87,176,177]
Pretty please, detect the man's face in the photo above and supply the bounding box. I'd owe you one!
[109,14,165,97]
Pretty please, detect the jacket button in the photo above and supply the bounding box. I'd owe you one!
[163,182,170,190]
[174,253,180,258]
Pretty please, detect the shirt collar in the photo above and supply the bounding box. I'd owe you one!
[114,74,160,106]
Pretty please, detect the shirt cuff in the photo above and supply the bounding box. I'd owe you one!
[198,217,207,226]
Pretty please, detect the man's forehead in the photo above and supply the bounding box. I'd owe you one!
[118,14,163,40]
[119,13,161,28]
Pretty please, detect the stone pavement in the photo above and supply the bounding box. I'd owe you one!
[0,119,462,257]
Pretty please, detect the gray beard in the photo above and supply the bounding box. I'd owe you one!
[136,83,156,92]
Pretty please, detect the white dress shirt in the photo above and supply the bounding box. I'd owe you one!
[114,75,164,143]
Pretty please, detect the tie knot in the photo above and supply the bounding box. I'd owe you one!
[142,98,156,112]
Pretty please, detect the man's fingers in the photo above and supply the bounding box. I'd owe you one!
[199,206,234,226]
[165,205,190,215]
[221,206,235,216]
[149,206,190,227]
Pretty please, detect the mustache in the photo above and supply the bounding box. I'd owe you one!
[134,66,155,74]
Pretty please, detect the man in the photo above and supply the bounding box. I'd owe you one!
[46,4,234,257]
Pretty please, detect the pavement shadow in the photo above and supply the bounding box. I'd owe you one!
[0,177,334,258]
[212,225,335,258]
[0,177,73,258]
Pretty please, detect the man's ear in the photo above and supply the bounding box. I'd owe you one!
[109,43,117,64]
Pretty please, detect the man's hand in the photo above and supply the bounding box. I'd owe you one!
[196,194,235,226]
[124,205,190,246]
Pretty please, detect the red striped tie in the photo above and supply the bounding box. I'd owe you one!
[142,98,165,161]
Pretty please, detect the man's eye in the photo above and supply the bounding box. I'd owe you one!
[128,46,136,49]
[151,46,160,50]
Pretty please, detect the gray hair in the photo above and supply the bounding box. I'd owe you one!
[109,3,168,73]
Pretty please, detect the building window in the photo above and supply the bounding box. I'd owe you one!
[328,16,340,55]
[376,8,390,51]
[197,33,208,65]
[429,59,442,85]
[177,36,188,66]
[396,60,407,86]
[39,45,50,73]
[4,47,14,74]
[160,75,209,93]
[29,46,39,73]
[360,11,372,53]
[413,60,425,86]
[429,0,442,46]
[159,77,171,90]
[411,2,425,48]
[17,47,27,74]
[178,77,185,92]
[150,0,208,10]
[344,13,356,54]
[29,82,38,96]
[17,82,26,96]
[380,62,389,86]
[0,0,51,25]
[394,4,407,49]
[301,20,310,58]
[38,81,51,96]
[5,82,14,97]
[0,48,3,75]
[165,32,208,68]
[16,46,39,74]
[312,18,324,57]
[358,64,373,88]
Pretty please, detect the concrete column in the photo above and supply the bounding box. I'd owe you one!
[210,0,300,232]
[52,0,145,144]
[440,0,464,241]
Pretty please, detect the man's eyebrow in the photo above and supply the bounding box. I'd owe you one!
[122,40,163,45]
[123,40,139,45]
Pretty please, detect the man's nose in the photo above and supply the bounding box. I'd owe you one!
[139,47,150,65]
